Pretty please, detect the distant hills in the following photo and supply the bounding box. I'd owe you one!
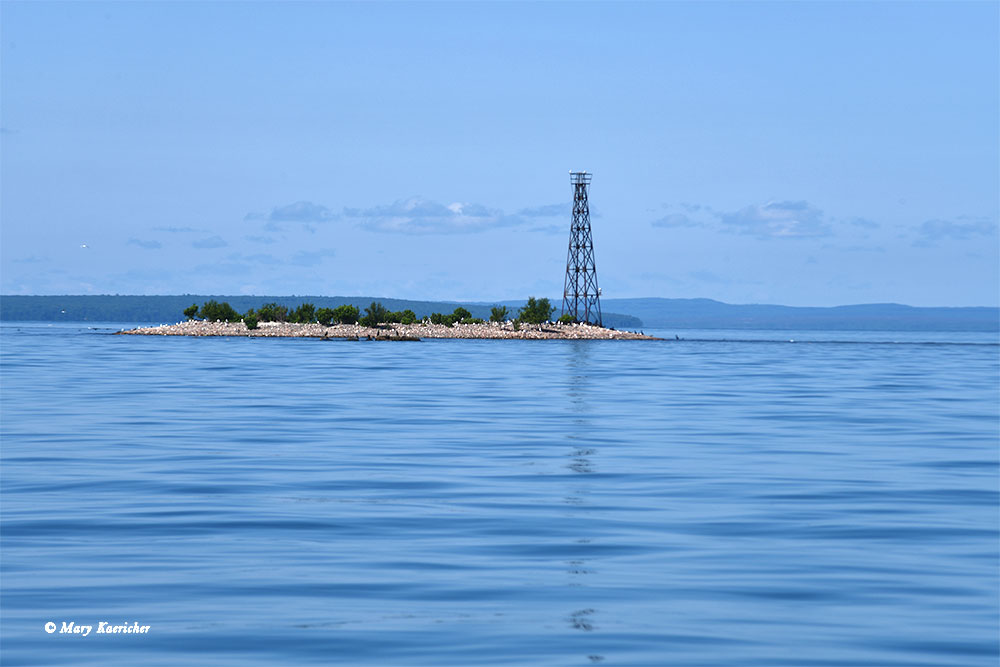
[598,298,998,331]
[1,295,996,331]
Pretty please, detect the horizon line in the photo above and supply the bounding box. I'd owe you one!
[1,293,997,310]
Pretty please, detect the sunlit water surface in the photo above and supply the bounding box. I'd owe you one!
[1,323,997,666]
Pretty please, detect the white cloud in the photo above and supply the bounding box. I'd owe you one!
[651,213,703,229]
[517,203,569,218]
[245,201,338,224]
[652,200,832,238]
[345,196,523,234]
[226,252,282,265]
[292,249,336,266]
[152,226,202,233]
[127,238,162,249]
[848,217,879,229]
[191,236,228,249]
[915,217,997,245]
[720,200,831,239]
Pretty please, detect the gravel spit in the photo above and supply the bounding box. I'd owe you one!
[116,320,658,340]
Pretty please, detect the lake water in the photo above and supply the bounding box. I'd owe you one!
[1,322,997,666]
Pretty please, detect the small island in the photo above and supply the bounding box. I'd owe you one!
[116,298,657,341]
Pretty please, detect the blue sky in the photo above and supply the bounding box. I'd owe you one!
[2,1,997,306]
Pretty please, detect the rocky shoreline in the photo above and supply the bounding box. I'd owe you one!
[116,320,657,340]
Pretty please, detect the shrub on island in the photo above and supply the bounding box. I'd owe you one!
[519,297,555,324]
[199,300,241,323]
[359,302,389,328]
[333,304,360,324]
[315,307,335,326]
[428,306,478,327]
[289,303,316,324]
[257,302,288,322]
[180,298,569,330]
[306,304,361,326]
[388,309,417,325]
[558,313,574,324]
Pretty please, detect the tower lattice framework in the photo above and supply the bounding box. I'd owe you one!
[561,171,602,326]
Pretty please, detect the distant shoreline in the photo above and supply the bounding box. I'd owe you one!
[4,295,997,331]
[116,320,658,340]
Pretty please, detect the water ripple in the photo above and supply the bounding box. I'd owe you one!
[1,323,997,665]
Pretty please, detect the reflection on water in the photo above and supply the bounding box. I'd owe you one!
[569,608,596,631]
[562,342,601,662]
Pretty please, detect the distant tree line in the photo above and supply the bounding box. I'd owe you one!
[0,295,644,329]
[184,296,569,330]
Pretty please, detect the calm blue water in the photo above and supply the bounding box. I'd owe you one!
[2,322,997,666]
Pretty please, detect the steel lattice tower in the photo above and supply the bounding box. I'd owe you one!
[561,171,602,326]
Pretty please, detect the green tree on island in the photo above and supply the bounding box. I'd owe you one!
[257,303,288,322]
[359,302,389,327]
[289,303,316,324]
[428,306,480,327]
[199,300,241,323]
[243,310,259,330]
[181,297,561,329]
[518,297,555,324]
[315,307,335,326]
[333,304,360,324]
[395,309,417,325]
